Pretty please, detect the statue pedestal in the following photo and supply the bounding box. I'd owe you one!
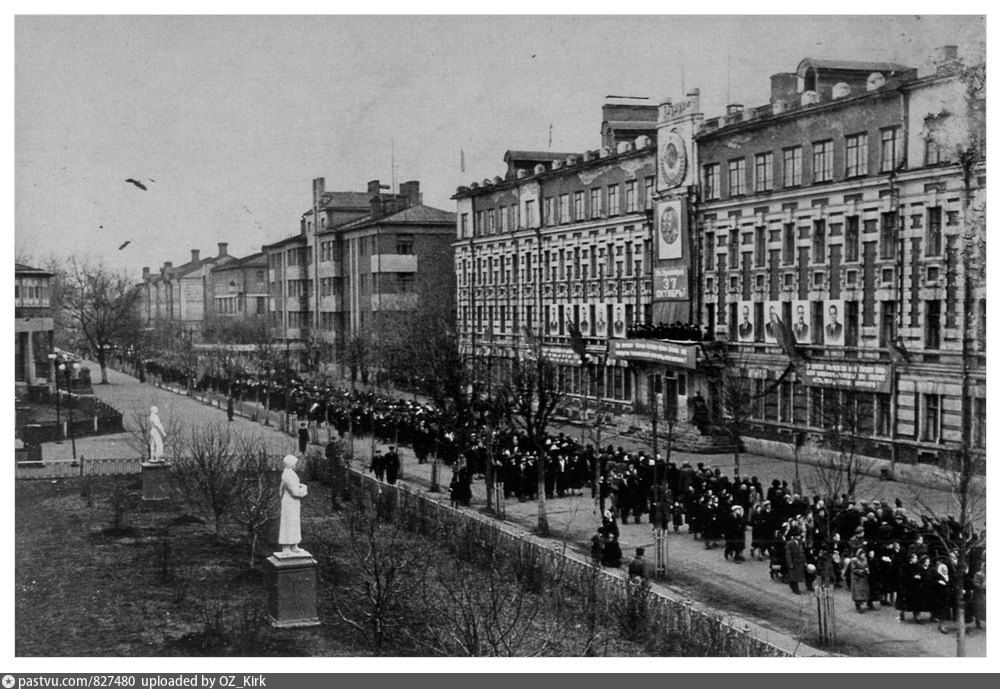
[141,462,173,501]
[266,552,320,628]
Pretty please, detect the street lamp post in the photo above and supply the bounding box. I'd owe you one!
[60,361,80,460]
[47,353,63,443]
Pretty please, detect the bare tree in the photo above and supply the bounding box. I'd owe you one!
[810,391,877,500]
[496,347,564,535]
[124,401,182,461]
[57,259,143,383]
[231,450,281,570]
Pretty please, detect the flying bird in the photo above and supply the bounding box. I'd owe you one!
[118,241,131,250]
[125,178,148,191]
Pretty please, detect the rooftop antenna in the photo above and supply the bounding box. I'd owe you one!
[548,124,553,149]
[726,49,732,104]
[391,138,396,194]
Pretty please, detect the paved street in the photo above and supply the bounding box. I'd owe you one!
[37,362,985,657]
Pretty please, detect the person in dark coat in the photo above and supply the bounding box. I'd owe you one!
[599,510,622,567]
[848,549,874,612]
[724,505,747,562]
[370,450,386,482]
[227,395,235,422]
[297,421,310,454]
[628,547,653,580]
[785,531,807,594]
[384,446,400,485]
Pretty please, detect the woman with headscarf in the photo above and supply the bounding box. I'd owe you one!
[847,549,873,612]
[278,454,308,555]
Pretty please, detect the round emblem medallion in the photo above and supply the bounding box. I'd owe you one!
[660,130,687,188]
[660,205,680,245]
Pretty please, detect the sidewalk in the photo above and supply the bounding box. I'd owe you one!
[38,363,985,657]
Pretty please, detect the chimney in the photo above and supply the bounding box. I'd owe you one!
[770,73,798,105]
[726,104,744,116]
[368,179,384,218]
[399,180,421,207]
[218,242,228,258]
[935,45,959,64]
[312,177,325,208]
[190,249,200,263]
[367,179,383,196]
[142,267,150,280]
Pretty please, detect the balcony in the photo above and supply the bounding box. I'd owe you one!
[370,254,418,273]
[371,293,419,311]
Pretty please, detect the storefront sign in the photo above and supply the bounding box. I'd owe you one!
[608,339,697,369]
[799,361,891,394]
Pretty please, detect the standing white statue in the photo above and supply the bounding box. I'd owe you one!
[278,454,308,555]
[148,405,167,462]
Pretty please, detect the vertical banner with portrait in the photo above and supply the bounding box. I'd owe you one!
[653,197,690,324]
[737,300,755,343]
[764,300,782,344]
[824,299,845,346]
[612,304,626,339]
[596,304,608,337]
[792,300,812,345]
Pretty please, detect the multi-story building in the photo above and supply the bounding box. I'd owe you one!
[694,47,986,465]
[265,178,455,371]
[453,103,663,414]
[139,243,236,330]
[14,262,55,385]
[208,251,269,320]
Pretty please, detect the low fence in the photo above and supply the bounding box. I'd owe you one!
[15,456,142,480]
[19,397,125,446]
[344,468,793,657]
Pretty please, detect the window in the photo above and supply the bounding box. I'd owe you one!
[754,226,766,267]
[396,234,414,254]
[782,223,795,265]
[460,213,469,237]
[398,274,415,293]
[705,233,715,270]
[607,185,619,216]
[287,249,298,266]
[498,205,507,232]
[728,158,746,196]
[644,176,655,210]
[728,229,739,269]
[704,164,720,200]
[970,397,986,448]
[625,180,637,213]
[487,209,496,234]
[925,300,941,350]
[812,220,826,263]
[256,296,266,315]
[475,210,485,235]
[845,133,868,177]
[559,194,570,224]
[590,188,602,218]
[754,153,773,192]
[922,394,941,443]
[783,147,802,187]
[544,197,554,226]
[926,207,942,256]
[880,127,902,172]
[845,216,860,262]
[574,191,585,221]
[880,211,898,259]
[925,136,942,166]
[812,140,833,182]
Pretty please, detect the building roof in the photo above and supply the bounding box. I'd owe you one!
[319,191,372,210]
[796,58,914,74]
[503,150,579,163]
[338,204,456,231]
[15,263,53,277]
[211,251,266,271]
[604,120,657,131]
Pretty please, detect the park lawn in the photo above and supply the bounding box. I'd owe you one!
[14,477,355,657]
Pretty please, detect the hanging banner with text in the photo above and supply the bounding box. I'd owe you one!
[653,196,691,324]
[608,338,698,369]
[798,360,892,394]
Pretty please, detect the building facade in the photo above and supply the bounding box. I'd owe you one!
[264,178,455,370]
[139,243,236,330]
[453,103,664,415]
[208,251,269,320]
[14,263,55,385]
[693,49,986,464]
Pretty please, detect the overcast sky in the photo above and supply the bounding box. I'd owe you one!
[15,14,985,277]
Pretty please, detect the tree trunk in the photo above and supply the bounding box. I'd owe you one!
[537,461,550,535]
[97,351,109,384]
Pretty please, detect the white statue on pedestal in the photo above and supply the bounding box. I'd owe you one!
[278,454,308,555]
[148,406,167,462]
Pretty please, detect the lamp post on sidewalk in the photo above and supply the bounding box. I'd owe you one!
[61,360,80,460]
[47,352,63,443]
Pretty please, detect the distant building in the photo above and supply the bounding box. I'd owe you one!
[264,178,455,371]
[14,263,54,385]
[139,243,236,331]
[694,47,986,464]
[208,251,269,320]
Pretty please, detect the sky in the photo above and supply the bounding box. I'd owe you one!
[14,14,986,278]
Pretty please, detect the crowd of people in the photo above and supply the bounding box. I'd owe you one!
[141,359,986,632]
[626,321,707,342]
